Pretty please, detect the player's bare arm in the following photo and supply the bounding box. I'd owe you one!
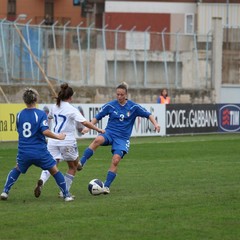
[81,118,102,134]
[82,119,105,134]
[43,129,66,140]
[149,115,160,133]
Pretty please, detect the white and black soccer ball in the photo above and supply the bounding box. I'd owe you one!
[88,179,104,195]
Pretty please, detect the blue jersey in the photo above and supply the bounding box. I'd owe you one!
[17,108,49,159]
[95,100,151,140]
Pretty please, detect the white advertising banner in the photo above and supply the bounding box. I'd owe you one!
[38,103,166,139]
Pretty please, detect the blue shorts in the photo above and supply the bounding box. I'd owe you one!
[99,132,130,158]
[17,152,57,174]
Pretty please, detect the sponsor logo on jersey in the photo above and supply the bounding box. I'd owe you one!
[43,120,48,126]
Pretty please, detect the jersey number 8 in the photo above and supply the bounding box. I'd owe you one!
[22,122,32,138]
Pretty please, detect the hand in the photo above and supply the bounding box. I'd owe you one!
[81,127,90,135]
[58,132,66,140]
[155,125,160,133]
[97,128,105,134]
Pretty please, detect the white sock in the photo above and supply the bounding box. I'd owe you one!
[64,173,74,192]
[40,170,51,185]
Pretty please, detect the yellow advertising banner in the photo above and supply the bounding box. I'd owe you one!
[0,104,26,141]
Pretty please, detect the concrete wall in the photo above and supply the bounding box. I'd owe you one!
[45,48,208,90]
[0,84,213,105]
[221,85,240,103]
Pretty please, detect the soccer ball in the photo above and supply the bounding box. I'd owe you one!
[88,179,104,195]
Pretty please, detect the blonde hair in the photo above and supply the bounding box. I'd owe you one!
[117,82,128,93]
[23,88,39,105]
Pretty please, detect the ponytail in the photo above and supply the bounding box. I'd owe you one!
[56,83,74,106]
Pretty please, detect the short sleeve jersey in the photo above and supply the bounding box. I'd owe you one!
[17,108,49,158]
[47,101,86,146]
[95,100,151,140]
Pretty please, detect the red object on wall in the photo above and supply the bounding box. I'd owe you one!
[105,12,170,32]
[105,12,170,50]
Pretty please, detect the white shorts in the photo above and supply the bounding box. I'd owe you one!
[47,144,79,161]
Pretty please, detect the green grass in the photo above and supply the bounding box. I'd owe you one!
[0,134,240,240]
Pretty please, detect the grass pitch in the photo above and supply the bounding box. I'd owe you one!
[0,134,240,240]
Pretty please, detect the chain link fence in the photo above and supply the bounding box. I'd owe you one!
[0,20,216,93]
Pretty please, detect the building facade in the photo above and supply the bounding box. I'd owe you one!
[0,0,89,26]
[105,0,240,35]
[0,0,239,104]
[0,0,239,31]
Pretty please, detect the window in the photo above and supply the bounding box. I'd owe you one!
[8,0,16,15]
[45,0,54,25]
[185,14,194,34]
[73,0,81,6]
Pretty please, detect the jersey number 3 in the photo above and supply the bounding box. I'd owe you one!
[119,114,125,122]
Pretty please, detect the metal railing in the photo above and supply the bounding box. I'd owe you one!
[0,20,215,92]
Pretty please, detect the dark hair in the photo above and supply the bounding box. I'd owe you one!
[56,83,74,106]
[161,88,168,97]
[23,88,39,105]
[116,82,128,93]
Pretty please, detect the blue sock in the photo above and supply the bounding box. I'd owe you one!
[104,171,117,188]
[53,171,69,198]
[80,148,94,166]
[3,168,21,194]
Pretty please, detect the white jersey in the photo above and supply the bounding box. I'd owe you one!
[48,101,86,146]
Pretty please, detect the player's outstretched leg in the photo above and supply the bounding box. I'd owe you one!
[103,171,117,194]
[1,168,21,200]
[78,147,94,170]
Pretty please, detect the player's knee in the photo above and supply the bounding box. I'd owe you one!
[68,162,77,171]
[92,137,104,147]
[69,165,76,171]
[112,156,121,167]
[49,166,58,176]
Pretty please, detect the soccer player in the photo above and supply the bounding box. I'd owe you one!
[78,82,161,194]
[35,83,105,198]
[0,88,74,202]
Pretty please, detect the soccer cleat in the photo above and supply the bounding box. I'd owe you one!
[34,179,43,198]
[103,187,110,195]
[58,191,75,199]
[0,192,8,200]
[64,195,74,202]
[77,162,83,171]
